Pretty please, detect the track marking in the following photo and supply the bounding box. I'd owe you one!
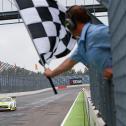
[61,92,80,126]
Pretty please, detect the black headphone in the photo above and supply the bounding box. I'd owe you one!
[65,6,77,31]
[65,6,90,31]
[65,17,76,31]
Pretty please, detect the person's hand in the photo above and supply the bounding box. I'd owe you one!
[103,68,113,79]
[44,68,53,78]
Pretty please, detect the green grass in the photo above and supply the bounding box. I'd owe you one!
[63,92,89,126]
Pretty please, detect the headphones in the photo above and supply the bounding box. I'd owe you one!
[65,6,77,31]
[65,6,90,32]
[65,16,76,31]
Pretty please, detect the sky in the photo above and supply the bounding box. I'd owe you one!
[0,0,108,73]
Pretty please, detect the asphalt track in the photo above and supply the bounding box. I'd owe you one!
[0,86,83,126]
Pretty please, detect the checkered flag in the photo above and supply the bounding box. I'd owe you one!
[15,0,76,65]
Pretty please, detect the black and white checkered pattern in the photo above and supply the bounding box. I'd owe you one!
[15,0,76,64]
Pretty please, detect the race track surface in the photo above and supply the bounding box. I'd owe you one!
[0,86,82,126]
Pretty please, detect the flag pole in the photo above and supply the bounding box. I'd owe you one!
[39,59,58,95]
[38,60,58,95]
[15,1,58,95]
[47,77,58,94]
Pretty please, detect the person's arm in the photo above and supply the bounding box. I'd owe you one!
[44,59,77,77]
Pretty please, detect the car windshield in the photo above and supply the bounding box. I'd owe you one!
[0,98,11,102]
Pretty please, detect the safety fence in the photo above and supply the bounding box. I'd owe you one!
[82,88,106,126]
[0,61,50,93]
[97,0,109,8]
[0,61,89,93]
[53,74,89,86]
[88,68,116,126]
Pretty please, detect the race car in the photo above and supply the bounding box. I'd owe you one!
[0,97,16,111]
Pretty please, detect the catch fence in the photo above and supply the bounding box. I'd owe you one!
[0,61,89,93]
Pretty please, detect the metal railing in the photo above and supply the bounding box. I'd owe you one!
[97,0,109,8]
[89,68,116,126]
[53,74,89,86]
[0,61,89,93]
[0,61,50,93]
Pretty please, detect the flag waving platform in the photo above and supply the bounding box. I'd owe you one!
[15,0,76,64]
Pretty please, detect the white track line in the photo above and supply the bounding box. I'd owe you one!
[61,92,80,126]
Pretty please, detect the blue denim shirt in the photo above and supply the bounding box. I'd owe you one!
[69,23,112,73]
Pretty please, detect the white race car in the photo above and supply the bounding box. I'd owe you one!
[0,97,16,111]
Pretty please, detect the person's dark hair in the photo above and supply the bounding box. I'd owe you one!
[66,5,91,23]
[65,5,91,31]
